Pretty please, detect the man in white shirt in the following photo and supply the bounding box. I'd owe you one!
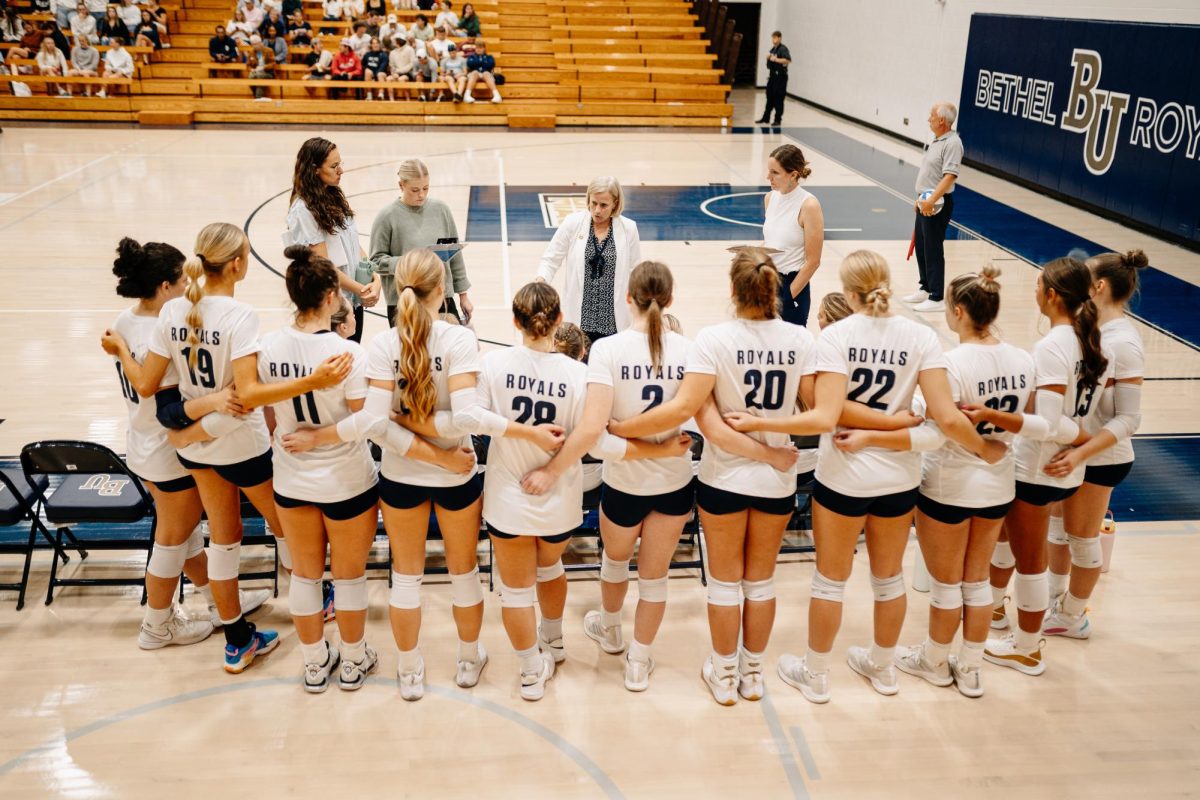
[99,36,133,96]
[347,22,371,57]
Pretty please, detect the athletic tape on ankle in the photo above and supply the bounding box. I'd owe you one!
[333,575,369,612]
[498,580,535,608]
[600,553,630,584]
[536,560,564,583]
[991,540,1016,570]
[185,525,205,559]
[146,541,188,580]
[706,577,741,607]
[450,568,484,607]
[288,574,324,617]
[961,580,992,607]
[1068,534,1103,569]
[637,574,668,603]
[810,570,846,602]
[741,577,775,602]
[870,572,906,602]
[1014,570,1049,613]
[1047,517,1068,546]
[389,571,423,610]
[206,541,241,581]
[275,536,293,570]
[929,578,963,610]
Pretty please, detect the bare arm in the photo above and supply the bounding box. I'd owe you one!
[920,368,1004,463]
[100,329,171,398]
[232,351,352,410]
[607,372,714,439]
[788,197,824,298]
[695,396,798,473]
[724,371,847,436]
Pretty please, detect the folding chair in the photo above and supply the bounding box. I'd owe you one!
[780,435,819,556]
[0,467,69,610]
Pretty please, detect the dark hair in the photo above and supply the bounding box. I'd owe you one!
[770,144,811,180]
[772,30,782,37]
[416,13,427,22]
[283,245,340,314]
[331,297,352,330]
[730,248,780,319]
[513,281,561,338]
[553,322,587,361]
[112,237,186,299]
[290,137,354,236]
[628,260,673,370]
[1043,256,1108,389]
[947,264,1002,331]
[1087,249,1148,305]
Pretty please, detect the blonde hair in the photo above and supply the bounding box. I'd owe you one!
[438,312,461,326]
[946,264,1002,331]
[818,292,852,326]
[393,248,444,422]
[396,158,429,185]
[184,222,246,369]
[663,313,682,334]
[839,250,892,316]
[586,175,624,218]
[628,260,673,371]
[729,247,781,319]
[553,322,587,361]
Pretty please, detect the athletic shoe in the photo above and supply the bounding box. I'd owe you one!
[322,581,336,624]
[991,597,1011,630]
[224,626,279,674]
[983,632,1046,676]
[303,643,340,694]
[520,652,555,701]
[738,652,765,701]
[1042,599,1090,639]
[893,645,953,687]
[846,646,899,696]
[464,93,475,103]
[456,643,488,688]
[624,653,654,692]
[491,91,502,103]
[902,289,929,304]
[912,299,946,313]
[701,655,738,707]
[948,654,983,698]
[777,654,830,704]
[582,610,626,655]
[338,645,378,691]
[453,92,462,102]
[538,622,566,663]
[97,89,107,98]
[210,588,271,628]
[138,606,214,650]
[397,657,426,701]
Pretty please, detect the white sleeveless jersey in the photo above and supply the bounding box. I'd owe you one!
[365,320,479,487]
[112,308,189,483]
[258,327,375,502]
[1014,325,1114,488]
[149,295,270,466]
[1087,317,1144,467]
[587,329,693,495]
[815,314,947,496]
[921,342,1035,507]
[688,318,817,499]
[478,346,588,536]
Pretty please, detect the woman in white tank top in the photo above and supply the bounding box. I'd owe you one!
[762,144,824,327]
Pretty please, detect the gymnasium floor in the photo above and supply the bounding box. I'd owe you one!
[1,97,1198,797]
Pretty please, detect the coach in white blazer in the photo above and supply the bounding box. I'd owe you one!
[536,176,641,345]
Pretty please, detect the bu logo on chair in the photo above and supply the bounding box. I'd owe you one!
[79,474,131,497]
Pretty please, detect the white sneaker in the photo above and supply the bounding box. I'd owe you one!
[338,645,378,691]
[303,643,340,694]
[210,588,271,628]
[738,651,765,701]
[984,632,1046,676]
[902,289,928,304]
[520,652,555,701]
[991,597,1011,630]
[624,653,654,692]
[948,654,983,698]
[912,298,946,312]
[138,606,214,650]
[847,646,899,696]
[365,92,373,100]
[777,654,830,704]
[456,643,489,688]
[97,88,107,98]
[253,96,272,102]
[491,91,502,103]
[893,645,953,687]
[583,610,626,654]
[398,657,426,701]
[464,93,475,103]
[538,622,566,663]
[1042,598,1091,639]
[701,655,738,706]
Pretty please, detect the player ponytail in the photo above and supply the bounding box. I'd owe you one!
[840,249,892,316]
[1087,249,1148,306]
[1043,256,1108,389]
[730,247,781,319]
[187,222,247,369]
[283,244,340,316]
[818,292,852,327]
[112,237,185,299]
[628,260,673,371]
[513,280,562,339]
[946,263,1002,332]
[394,247,443,423]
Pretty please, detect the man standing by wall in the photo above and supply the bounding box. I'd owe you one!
[905,102,963,313]
[756,30,790,125]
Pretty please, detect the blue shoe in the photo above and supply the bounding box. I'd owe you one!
[322,580,336,624]
[224,626,280,674]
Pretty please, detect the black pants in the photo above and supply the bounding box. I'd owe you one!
[777,274,811,327]
[914,193,954,301]
[762,72,787,123]
[348,304,364,343]
[388,296,459,328]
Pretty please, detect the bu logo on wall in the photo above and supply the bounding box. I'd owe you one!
[957,15,1200,245]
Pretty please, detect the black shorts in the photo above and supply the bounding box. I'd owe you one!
[177,449,273,489]
[696,482,795,516]
[1084,461,1133,488]
[813,481,918,518]
[274,486,379,521]
[488,526,573,544]
[917,493,1011,525]
[378,474,482,512]
[1014,481,1079,507]
[600,480,696,528]
[147,473,197,493]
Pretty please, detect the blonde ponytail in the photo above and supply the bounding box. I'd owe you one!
[839,250,892,317]
[183,256,205,369]
[188,222,249,369]
[394,248,443,423]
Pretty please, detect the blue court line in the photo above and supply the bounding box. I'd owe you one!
[758,694,811,800]
[784,127,1200,352]
[788,726,821,781]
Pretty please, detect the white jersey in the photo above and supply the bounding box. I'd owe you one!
[921,342,1035,507]
[478,346,588,536]
[366,321,479,487]
[815,314,947,496]
[1014,325,1114,488]
[587,329,693,496]
[1088,317,1144,467]
[112,308,188,483]
[688,318,817,499]
[258,327,375,502]
[149,295,270,466]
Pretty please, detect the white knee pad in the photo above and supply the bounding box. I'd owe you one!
[333,575,368,612]
[1068,534,1103,569]
[1014,570,1049,614]
[1047,517,1068,546]
[600,553,630,584]
[389,571,423,610]
[870,572,906,602]
[810,570,846,603]
[498,580,536,608]
[991,540,1016,570]
[929,578,963,610]
[536,560,565,583]
[450,567,484,607]
[962,579,992,608]
[275,536,293,571]
[185,524,205,559]
[706,577,741,607]
[637,575,668,603]
[288,574,324,617]
[146,541,188,580]
[207,541,241,581]
[741,577,775,603]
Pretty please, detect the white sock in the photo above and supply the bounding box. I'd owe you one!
[398,647,422,672]
[713,650,737,670]
[628,639,651,664]
[870,643,895,668]
[806,647,831,674]
[991,585,1007,608]
[199,584,214,607]
[738,646,764,674]
[1062,591,1088,617]
[541,616,563,641]
[1015,628,1041,652]
[458,638,480,662]
[300,639,328,666]
[958,640,985,671]
[1049,571,1069,599]
[923,636,951,668]
[517,644,541,674]
[144,604,172,628]
[601,609,621,629]
[341,637,366,663]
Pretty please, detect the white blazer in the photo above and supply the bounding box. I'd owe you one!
[536,210,642,332]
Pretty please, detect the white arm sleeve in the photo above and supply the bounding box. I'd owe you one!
[1020,389,1071,442]
[335,385,391,442]
[432,411,465,438]
[449,388,508,437]
[1102,382,1142,442]
[907,423,945,453]
[1018,413,1051,441]
[589,430,629,461]
[382,422,415,457]
[199,412,245,438]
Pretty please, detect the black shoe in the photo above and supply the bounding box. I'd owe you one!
[772,119,783,126]
[755,117,769,124]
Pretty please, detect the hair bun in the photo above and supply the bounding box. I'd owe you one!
[113,237,144,278]
[1123,249,1149,270]
[978,263,1002,293]
[283,244,312,263]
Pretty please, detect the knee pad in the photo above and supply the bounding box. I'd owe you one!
[1014,570,1049,614]
[991,540,1016,570]
[536,560,564,583]
[288,574,324,617]
[333,575,368,612]
[1068,534,1103,569]
[1047,517,1068,546]
[275,536,293,571]
[706,577,741,607]
[185,524,205,559]
[450,567,484,608]
[147,541,187,580]
[389,571,423,610]
[207,541,241,581]
[961,579,992,608]
[637,575,668,603]
[810,570,846,603]
[741,577,776,603]
[870,572,906,603]
[600,553,630,584]
[929,579,963,610]
[498,580,536,608]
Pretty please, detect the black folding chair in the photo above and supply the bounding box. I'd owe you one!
[0,467,70,610]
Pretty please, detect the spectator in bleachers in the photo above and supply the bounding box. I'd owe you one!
[303,36,333,78]
[226,8,254,44]
[261,0,282,14]
[134,10,162,62]
[384,35,414,99]
[8,22,43,60]
[364,11,382,36]
[428,25,450,59]
[83,0,104,26]
[321,0,345,34]
[344,0,365,21]
[416,0,436,10]
[360,35,388,99]
[31,0,52,13]
[69,2,98,44]
[433,0,457,35]
[392,0,417,10]
[263,24,288,62]
[282,0,303,17]
[347,21,370,56]
[379,13,404,44]
[52,0,74,30]
[98,6,131,46]
[209,25,239,62]
[259,7,287,37]
[410,12,432,42]
[144,0,170,36]
[99,35,133,95]
[463,37,498,103]
[1,7,26,43]
[438,41,465,102]
[247,30,284,98]
[366,0,386,18]
[45,20,70,57]
[117,0,142,31]
[455,3,480,37]
[410,47,435,100]
[37,36,70,95]
[287,10,312,45]
[67,35,99,95]
[330,37,362,92]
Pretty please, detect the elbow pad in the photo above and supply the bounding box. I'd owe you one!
[1102,382,1142,442]
[1018,413,1050,441]
[155,387,194,430]
[335,386,391,442]
[450,388,507,437]
[591,430,629,462]
[1024,388,1066,442]
[1052,416,1080,445]
[907,424,945,453]
[200,412,243,438]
